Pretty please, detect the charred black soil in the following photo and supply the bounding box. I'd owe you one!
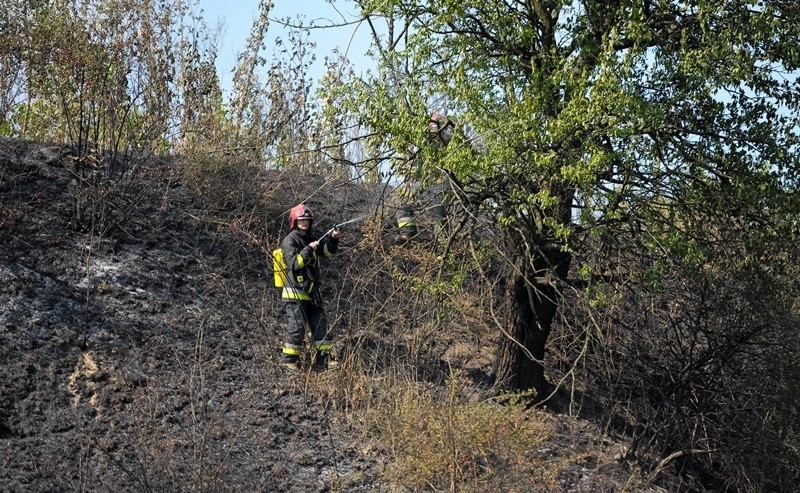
[1,136,653,492]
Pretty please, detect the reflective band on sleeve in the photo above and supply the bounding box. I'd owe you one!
[297,255,306,269]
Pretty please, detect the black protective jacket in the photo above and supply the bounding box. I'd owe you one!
[280,228,338,303]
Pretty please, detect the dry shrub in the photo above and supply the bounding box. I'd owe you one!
[180,154,278,214]
[359,375,557,492]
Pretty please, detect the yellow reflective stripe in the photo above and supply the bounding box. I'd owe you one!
[297,254,306,269]
[281,287,311,301]
[324,243,333,256]
[314,342,332,351]
[398,220,415,228]
[282,346,301,355]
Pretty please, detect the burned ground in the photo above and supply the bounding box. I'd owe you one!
[0,137,383,492]
[0,136,656,492]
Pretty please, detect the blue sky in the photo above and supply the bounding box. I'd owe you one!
[197,0,375,93]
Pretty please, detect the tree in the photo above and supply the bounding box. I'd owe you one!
[342,0,800,488]
[348,0,800,389]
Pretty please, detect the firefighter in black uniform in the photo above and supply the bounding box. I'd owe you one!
[279,204,340,371]
[394,112,454,242]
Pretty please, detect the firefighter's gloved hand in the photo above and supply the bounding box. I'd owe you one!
[309,240,319,250]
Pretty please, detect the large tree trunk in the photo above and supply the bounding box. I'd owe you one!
[493,246,571,395]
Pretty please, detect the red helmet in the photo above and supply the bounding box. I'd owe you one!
[428,112,447,129]
[289,204,314,229]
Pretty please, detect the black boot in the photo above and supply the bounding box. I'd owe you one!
[312,352,338,371]
[280,355,299,371]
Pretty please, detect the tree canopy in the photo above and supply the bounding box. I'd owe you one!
[342,0,800,489]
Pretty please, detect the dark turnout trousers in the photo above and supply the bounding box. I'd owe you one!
[281,301,331,363]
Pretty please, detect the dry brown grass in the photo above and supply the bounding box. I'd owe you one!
[297,361,631,493]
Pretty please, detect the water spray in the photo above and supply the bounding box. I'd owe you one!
[319,213,370,241]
